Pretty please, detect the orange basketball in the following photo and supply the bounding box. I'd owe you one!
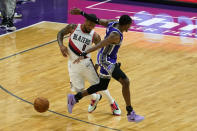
[34,97,49,113]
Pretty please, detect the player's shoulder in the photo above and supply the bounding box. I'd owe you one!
[107,20,118,27]
[110,31,120,37]
[67,23,77,29]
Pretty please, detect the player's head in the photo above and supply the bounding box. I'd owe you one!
[119,15,132,32]
[84,14,97,33]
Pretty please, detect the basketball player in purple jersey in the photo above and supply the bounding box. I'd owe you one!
[68,8,144,122]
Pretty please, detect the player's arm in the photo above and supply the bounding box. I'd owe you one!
[98,19,117,27]
[73,32,120,63]
[57,24,76,46]
[86,32,120,54]
[92,32,101,45]
[92,32,101,71]
[70,8,117,27]
[57,24,77,57]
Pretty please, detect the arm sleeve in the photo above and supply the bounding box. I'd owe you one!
[81,11,100,24]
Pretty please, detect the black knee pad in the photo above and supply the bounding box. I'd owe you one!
[87,78,110,94]
[112,63,127,81]
[99,78,110,90]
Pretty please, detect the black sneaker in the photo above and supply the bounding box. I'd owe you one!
[0,17,7,28]
[5,18,16,32]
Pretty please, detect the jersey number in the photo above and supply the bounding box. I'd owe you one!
[82,44,87,51]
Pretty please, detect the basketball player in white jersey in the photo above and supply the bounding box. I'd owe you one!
[57,14,121,115]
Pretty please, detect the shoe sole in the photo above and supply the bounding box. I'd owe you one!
[128,118,145,123]
[113,112,121,116]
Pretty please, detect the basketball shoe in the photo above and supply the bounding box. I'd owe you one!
[88,94,102,113]
[127,110,144,122]
[110,101,121,115]
[67,94,77,113]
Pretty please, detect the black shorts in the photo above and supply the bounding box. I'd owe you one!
[112,63,127,81]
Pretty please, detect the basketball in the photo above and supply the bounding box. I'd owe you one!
[34,97,49,113]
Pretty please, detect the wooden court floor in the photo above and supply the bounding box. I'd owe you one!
[0,21,197,131]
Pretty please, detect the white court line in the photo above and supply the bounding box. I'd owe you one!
[86,0,197,20]
[0,21,45,38]
[45,21,197,40]
[86,0,111,8]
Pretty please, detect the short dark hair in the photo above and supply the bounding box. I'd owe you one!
[119,15,132,25]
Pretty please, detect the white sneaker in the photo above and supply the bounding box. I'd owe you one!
[88,94,102,113]
[110,101,121,116]
[0,12,22,18]
[14,13,22,18]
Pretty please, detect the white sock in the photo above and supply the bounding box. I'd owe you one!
[101,89,114,104]
[91,93,98,100]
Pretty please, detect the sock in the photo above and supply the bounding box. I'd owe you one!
[101,90,114,104]
[91,93,98,100]
[126,106,133,115]
[74,92,83,102]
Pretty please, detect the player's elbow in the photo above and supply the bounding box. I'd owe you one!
[57,31,63,40]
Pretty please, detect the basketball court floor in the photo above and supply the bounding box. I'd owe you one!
[0,0,197,131]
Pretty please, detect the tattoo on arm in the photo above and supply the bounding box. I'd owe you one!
[57,24,77,46]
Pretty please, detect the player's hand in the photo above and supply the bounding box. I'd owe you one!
[60,45,68,57]
[70,8,82,15]
[73,56,85,64]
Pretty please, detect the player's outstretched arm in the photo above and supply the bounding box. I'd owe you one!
[70,8,117,27]
[73,32,120,63]
[86,32,120,54]
[98,19,117,27]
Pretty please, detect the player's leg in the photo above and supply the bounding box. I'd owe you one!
[67,61,85,113]
[68,61,85,92]
[99,67,121,115]
[111,63,144,122]
[83,59,102,113]
[67,76,111,113]
[67,60,117,113]
[0,0,7,28]
[69,60,121,115]
[67,60,98,113]
[85,60,121,113]
[4,0,16,31]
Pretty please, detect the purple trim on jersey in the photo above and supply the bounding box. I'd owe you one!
[100,66,109,75]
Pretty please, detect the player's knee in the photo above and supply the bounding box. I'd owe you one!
[87,83,100,94]
[99,83,108,90]
[99,78,110,90]
[119,77,130,87]
[123,77,130,87]
[87,78,110,94]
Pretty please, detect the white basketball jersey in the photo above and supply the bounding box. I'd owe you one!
[68,24,95,60]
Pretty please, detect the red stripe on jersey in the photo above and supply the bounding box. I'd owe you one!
[69,39,82,54]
